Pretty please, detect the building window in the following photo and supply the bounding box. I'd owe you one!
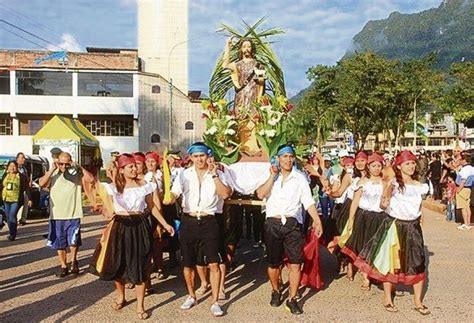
[152,85,161,94]
[80,115,134,136]
[19,119,48,135]
[0,70,10,94]
[17,70,72,96]
[151,134,160,143]
[185,121,194,130]
[0,115,13,135]
[429,138,442,146]
[78,73,133,97]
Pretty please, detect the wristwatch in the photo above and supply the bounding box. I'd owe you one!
[212,174,219,179]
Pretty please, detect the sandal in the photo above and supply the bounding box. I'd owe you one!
[384,303,398,313]
[196,284,210,295]
[112,300,126,311]
[360,283,371,291]
[414,305,430,316]
[137,311,149,320]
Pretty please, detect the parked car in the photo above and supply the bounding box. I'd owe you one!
[0,154,50,217]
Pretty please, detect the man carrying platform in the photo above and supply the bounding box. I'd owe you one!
[165,142,233,317]
[256,144,323,315]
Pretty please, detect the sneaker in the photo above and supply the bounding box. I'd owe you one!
[7,235,15,241]
[270,290,282,307]
[180,296,196,310]
[457,224,469,231]
[210,302,224,316]
[19,220,27,226]
[285,297,303,315]
[55,266,69,278]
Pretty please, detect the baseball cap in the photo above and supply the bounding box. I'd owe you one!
[323,154,331,161]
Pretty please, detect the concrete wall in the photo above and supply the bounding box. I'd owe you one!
[138,73,204,154]
[138,0,189,94]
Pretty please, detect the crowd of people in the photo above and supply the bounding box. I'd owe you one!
[1,143,473,319]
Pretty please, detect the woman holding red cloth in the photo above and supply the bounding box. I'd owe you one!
[353,150,430,315]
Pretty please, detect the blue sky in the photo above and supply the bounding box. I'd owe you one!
[0,0,442,96]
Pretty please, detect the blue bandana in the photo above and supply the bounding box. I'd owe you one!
[187,143,213,156]
[277,145,295,157]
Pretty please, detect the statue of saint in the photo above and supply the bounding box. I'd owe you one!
[223,37,265,114]
[223,37,265,156]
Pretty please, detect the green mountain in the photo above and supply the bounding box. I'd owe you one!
[291,0,473,102]
[346,0,473,68]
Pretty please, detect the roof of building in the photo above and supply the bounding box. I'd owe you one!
[0,49,139,71]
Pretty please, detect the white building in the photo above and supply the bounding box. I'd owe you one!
[0,48,204,163]
[0,0,206,163]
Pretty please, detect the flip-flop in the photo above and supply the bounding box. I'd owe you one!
[360,283,371,291]
[112,300,126,311]
[196,284,210,295]
[414,305,431,315]
[384,304,398,313]
[137,311,149,320]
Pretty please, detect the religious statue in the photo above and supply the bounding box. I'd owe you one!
[223,37,266,156]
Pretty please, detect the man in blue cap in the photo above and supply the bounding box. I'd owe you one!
[256,144,323,315]
[165,142,233,317]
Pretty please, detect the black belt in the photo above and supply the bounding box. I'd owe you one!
[183,213,214,220]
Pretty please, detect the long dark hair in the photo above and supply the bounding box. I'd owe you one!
[393,165,419,192]
[239,38,256,59]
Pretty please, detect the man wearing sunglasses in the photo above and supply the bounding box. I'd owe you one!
[39,152,94,278]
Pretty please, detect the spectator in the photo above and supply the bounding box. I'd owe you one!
[39,152,95,277]
[446,173,457,222]
[428,152,442,200]
[1,161,30,241]
[16,152,31,225]
[416,150,429,184]
[455,153,474,230]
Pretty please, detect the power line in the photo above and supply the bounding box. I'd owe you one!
[0,25,46,49]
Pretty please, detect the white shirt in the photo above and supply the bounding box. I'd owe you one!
[144,170,163,191]
[388,183,429,221]
[171,166,231,215]
[265,169,315,224]
[459,164,474,179]
[105,182,157,213]
[358,181,384,212]
[170,167,183,184]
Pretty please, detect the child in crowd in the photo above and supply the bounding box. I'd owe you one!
[445,173,457,222]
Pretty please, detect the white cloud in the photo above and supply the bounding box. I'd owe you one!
[47,33,81,52]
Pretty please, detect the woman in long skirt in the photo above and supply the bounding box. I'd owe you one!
[354,150,430,315]
[341,153,386,289]
[90,153,174,320]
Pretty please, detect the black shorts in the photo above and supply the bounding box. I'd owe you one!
[180,214,223,267]
[264,217,304,268]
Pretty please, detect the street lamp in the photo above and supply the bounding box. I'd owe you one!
[413,88,426,150]
[167,40,188,149]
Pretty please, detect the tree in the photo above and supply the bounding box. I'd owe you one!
[289,65,338,150]
[438,61,474,127]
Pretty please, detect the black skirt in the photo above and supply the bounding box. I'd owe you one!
[90,214,153,284]
[354,216,426,285]
[341,208,388,261]
[334,198,352,235]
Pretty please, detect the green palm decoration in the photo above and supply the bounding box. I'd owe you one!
[209,17,286,102]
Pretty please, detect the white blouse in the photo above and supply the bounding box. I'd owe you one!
[334,177,361,204]
[105,182,157,213]
[144,170,163,191]
[358,181,384,212]
[388,182,429,221]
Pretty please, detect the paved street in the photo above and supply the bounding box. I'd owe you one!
[1,208,473,322]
